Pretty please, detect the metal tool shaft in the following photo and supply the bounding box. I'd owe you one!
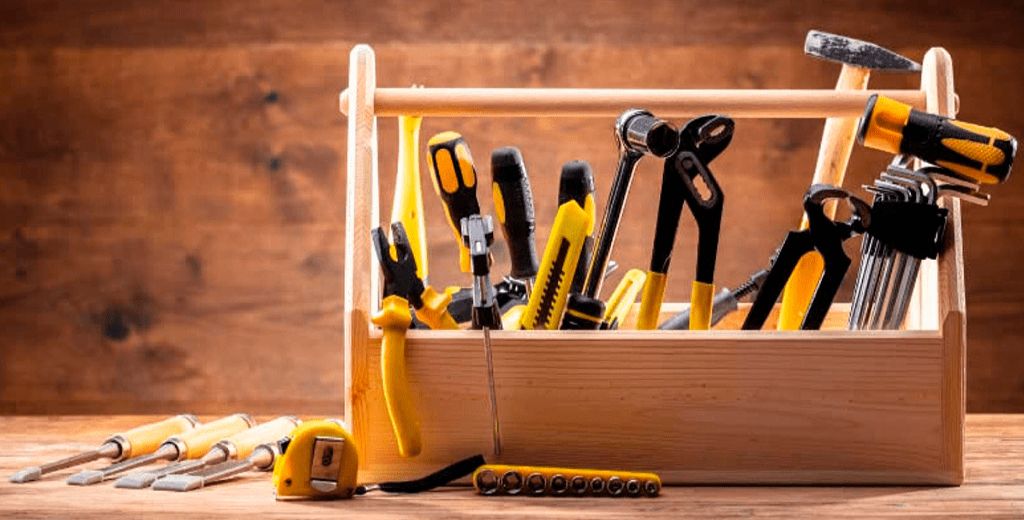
[482,326,502,456]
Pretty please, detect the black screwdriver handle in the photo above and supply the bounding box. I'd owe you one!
[491,147,538,280]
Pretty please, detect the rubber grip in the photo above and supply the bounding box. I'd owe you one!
[776,251,824,330]
[371,295,421,457]
[175,414,254,459]
[114,415,199,459]
[416,286,459,330]
[427,132,481,273]
[222,417,300,459]
[602,269,647,328]
[635,272,667,330]
[688,281,715,330]
[491,147,538,279]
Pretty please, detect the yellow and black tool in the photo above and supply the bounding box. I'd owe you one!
[491,146,539,295]
[858,94,1016,185]
[602,268,647,330]
[392,114,429,281]
[427,131,482,273]
[520,198,594,330]
[9,415,199,483]
[558,161,597,295]
[636,115,732,330]
[274,419,485,500]
[473,464,661,498]
[372,223,459,458]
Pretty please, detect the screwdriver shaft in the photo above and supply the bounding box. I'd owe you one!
[482,326,502,456]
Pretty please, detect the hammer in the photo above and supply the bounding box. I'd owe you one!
[776,30,921,330]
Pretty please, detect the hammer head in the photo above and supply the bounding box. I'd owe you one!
[804,30,921,72]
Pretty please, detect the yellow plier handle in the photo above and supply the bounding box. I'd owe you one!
[371,294,421,458]
[415,285,460,330]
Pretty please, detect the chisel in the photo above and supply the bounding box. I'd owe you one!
[115,416,299,489]
[66,413,254,485]
[9,415,199,483]
[153,441,282,492]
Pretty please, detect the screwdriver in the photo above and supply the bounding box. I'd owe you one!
[66,413,254,485]
[115,416,299,489]
[427,131,482,273]
[558,161,597,295]
[859,94,1016,184]
[9,414,199,483]
[392,113,429,281]
[491,146,539,296]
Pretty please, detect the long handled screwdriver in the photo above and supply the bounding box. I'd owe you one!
[491,147,539,297]
[67,413,254,485]
[392,113,429,281]
[562,110,678,329]
[9,414,199,483]
[427,131,482,274]
[115,416,299,489]
[153,440,282,492]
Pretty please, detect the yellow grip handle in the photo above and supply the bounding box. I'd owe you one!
[427,131,481,273]
[520,200,593,330]
[371,295,421,457]
[777,251,825,330]
[635,271,667,330]
[415,285,459,330]
[688,280,715,330]
[501,304,526,330]
[604,269,647,329]
[222,416,300,459]
[173,414,255,459]
[859,94,1016,184]
[112,414,199,459]
[393,115,429,280]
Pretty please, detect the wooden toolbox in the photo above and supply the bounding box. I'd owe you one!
[339,44,965,485]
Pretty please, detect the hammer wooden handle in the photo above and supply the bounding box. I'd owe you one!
[340,88,924,118]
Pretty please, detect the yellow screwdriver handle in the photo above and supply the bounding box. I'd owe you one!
[170,414,255,460]
[109,414,199,460]
[219,416,300,459]
[415,285,460,330]
[603,269,647,329]
[427,131,481,273]
[371,294,421,457]
[520,200,593,330]
[393,115,429,280]
[859,94,1017,184]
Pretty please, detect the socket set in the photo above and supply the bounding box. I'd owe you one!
[472,465,661,498]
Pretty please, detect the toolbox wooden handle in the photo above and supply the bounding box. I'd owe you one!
[339,87,927,118]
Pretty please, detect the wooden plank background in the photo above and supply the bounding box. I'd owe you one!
[1,0,1023,413]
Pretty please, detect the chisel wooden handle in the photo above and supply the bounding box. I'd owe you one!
[168,414,255,460]
[217,416,300,459]
[109,414,199,459]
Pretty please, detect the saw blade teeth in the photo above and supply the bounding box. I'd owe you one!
[534,238,571,327]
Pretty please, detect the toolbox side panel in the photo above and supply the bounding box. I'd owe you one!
[355,325,951,485]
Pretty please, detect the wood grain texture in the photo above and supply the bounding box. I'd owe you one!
[1,2,1023,413]
[1,415,1022,518]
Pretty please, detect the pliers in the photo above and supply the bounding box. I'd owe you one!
[370,223,460,459]
[636,115,733,330]
[742,184,871,331]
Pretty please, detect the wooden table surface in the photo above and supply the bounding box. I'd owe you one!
[1,415,1022,519]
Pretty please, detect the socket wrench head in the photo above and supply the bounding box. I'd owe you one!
[615,109,679,158]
